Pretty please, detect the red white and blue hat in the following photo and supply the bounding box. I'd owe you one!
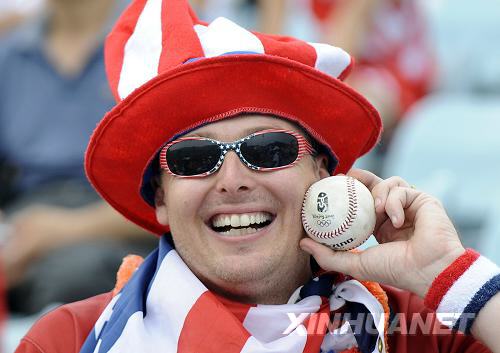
[85,0,382,235]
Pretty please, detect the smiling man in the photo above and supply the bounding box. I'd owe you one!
[15,0,500,352]
[154,115,325,305]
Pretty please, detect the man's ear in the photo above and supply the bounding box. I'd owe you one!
[313,154,330,179]
[154,186,169,226]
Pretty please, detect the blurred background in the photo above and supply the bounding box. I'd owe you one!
[1,0,499,351]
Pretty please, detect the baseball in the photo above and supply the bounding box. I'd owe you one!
[301,176,376,250]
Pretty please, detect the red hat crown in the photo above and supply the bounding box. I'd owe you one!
[106,0,353,101]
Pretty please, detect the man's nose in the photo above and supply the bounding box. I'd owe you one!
[214,151,256,194]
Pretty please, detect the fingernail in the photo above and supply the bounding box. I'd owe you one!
[391,215,398,225]
[375,198,381,207]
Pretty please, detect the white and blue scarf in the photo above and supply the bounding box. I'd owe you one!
[80,236,388,353]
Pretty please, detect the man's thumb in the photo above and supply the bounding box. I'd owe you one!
[300,238,361,278]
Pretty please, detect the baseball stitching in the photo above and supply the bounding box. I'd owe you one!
[301,177,358,239]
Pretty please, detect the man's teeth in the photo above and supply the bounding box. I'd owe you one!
[212,212,272,229]
[220,227,260,236]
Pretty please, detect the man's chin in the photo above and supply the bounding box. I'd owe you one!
[211,255,277,284]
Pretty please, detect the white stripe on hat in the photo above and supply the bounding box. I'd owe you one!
[436,255,500,327]
[194,17,265,58]
[106,250,208,351]
[118,0,163,99]
[308,42,351,79]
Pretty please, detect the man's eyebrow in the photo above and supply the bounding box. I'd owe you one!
[185,126,288,140]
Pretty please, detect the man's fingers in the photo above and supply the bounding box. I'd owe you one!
[300,238,362,278]
[346,168,382,191]
[371,176,410,213]
[384,187,408,228]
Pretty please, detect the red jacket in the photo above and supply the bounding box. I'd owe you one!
[15,286,489,353]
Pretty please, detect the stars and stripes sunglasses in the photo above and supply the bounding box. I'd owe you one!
[159,129,316,177]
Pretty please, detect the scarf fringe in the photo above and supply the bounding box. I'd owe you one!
[112,255,144,296]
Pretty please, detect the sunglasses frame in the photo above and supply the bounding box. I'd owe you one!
[159,129,316,178]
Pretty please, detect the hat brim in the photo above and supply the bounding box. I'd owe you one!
[85,54,381,235]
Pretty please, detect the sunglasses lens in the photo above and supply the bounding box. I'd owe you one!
[167,140,221,176]
[240,132,299,168]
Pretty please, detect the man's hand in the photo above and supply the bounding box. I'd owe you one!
[300,168,466,297]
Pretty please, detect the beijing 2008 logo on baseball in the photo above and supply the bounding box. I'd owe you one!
[317,192,328,212]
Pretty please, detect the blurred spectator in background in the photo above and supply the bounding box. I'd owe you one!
[310,0,434,173]
[313,0,433,129]
[190,0,285,34]
[0,0,45,35]
[0,0,154,315]
[382,0,500,258]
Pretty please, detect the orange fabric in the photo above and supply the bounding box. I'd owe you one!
[112,254,144,296]
[360,280,390,352]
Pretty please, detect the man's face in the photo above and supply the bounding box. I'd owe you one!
[155,115,329,303]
